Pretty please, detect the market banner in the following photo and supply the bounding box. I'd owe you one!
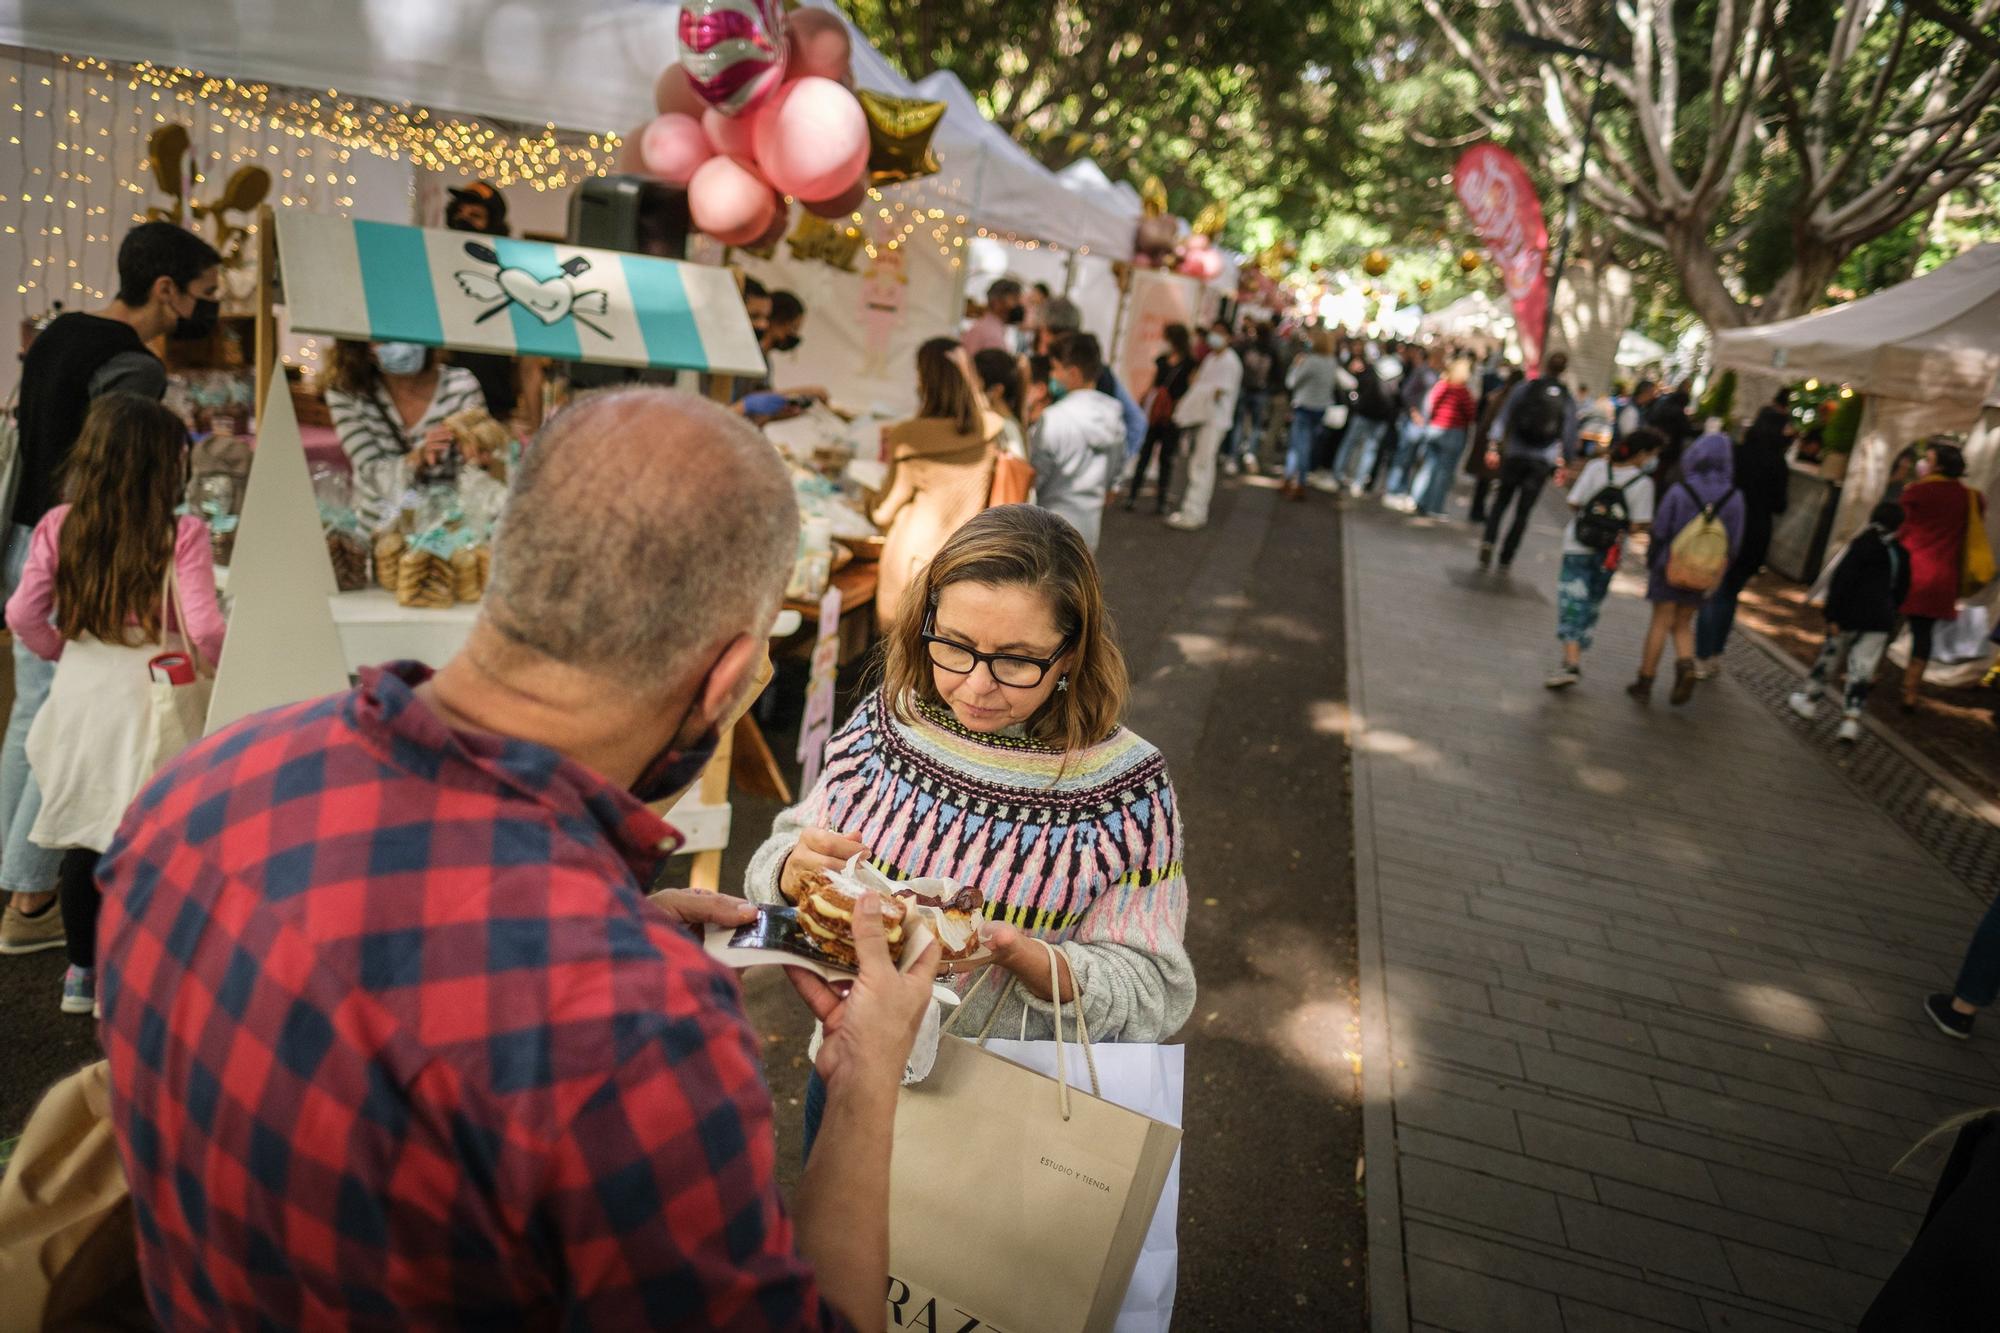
[1453,145,1550,371]
[276,214,768,377]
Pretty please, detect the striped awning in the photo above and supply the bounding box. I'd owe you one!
[275,213,768,377]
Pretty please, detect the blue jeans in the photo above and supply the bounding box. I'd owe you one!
[1953,895,2000,1007]
[1410,426,1470,517]
[1695,586,1741,660]
[802,1067,828,1167]
[1384,418,1427,497]
[1226,391,1269,460]
[1333,417,1392,490]
[0,523,60,896]
[1284,406,1320,483]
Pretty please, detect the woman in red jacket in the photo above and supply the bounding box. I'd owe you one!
[1897,440,1983,709]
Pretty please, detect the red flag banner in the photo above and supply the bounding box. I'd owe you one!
[1453,145,1550,371]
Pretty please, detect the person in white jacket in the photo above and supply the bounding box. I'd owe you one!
[1032,334,1128,548]
[1167,321,1243,531]
[1031,333,1126,549]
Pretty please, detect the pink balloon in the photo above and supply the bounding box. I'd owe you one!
[785,9,854,84]
[703,107,758,160]
[615,122,651,174]
[750,204,792,249]
[803,175,868,219]
[639,113,714,187]
[654,64,707,118]
[689,156,779,246]
[752,77,870,203]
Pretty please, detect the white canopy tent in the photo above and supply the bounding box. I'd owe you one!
[1713,243,2000,548]
[1715,243,2000,683]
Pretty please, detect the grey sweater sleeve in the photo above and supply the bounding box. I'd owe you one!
[88,352,167,402]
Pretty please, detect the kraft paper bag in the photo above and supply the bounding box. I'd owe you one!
[886,950,1181,1333]
[0,1060,152,1331]
[980,1039,1184,1333]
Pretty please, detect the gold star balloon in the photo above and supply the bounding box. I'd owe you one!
[1140,176,1170,218]
[857,90,945,187]
[788,212,865,271]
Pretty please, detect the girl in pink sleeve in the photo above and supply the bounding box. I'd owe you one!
[4,393,224,1015]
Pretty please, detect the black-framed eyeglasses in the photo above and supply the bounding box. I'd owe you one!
[921,610,1073,689]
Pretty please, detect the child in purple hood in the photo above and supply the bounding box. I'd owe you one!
[1629,432,1746,705]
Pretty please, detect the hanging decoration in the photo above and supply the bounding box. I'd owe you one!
[1363,249,1391,277]
[142,122,271,270]
[859,90,944,186]
[1139,177,1170,218]
[787,211,865,272]
[1458,249,1482,273]
[677,0,790,116]
[635,4,888,249]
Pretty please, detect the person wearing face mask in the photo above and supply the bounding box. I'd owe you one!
[736,288,826,420]
[749,503,1195,1159]
[1165,322,1244,531]
[322,338,488,529]
[93,388,942,1329]
[0,221,221,958]
[1028,333,1127,549]
[962,276,1024,356]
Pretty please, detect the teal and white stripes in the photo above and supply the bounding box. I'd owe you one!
[276,213,766,377]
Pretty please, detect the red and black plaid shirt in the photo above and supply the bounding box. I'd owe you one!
[97,663,847,1330]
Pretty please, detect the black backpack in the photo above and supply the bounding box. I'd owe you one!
[1514,377,1569,447]
[1574,474,1635,552]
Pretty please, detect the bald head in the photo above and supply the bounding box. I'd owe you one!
[483,387,799,692]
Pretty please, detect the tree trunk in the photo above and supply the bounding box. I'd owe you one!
[1663,216,1751,332]
[1756,241,1844,324]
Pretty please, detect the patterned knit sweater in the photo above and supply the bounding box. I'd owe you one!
[746,690,1195,1043]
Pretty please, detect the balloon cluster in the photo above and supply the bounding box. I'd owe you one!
[1177,232,1224,282]
[629,5,869,247]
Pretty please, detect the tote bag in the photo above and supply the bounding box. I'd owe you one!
[886,944,1182,1333]
[989,452,1036,508]
[144,560,214,777]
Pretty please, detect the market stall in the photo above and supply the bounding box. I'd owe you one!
[212,212,767,882]
[1715,244,2000,681]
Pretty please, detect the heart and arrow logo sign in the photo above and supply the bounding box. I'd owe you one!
[453,241,613,338]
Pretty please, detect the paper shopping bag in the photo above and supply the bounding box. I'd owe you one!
[0,1060,151,1331]
[979,1040,1185,1333]
[887,1034,1181,1333]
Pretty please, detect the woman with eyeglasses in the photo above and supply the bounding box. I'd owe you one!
[748,504,1195,1152]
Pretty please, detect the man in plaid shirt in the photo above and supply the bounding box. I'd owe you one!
[96,389,940,1330]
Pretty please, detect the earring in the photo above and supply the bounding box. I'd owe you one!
[1056,674,1069,692]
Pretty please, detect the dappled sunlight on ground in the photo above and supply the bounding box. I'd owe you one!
[1725,981,1832,1040]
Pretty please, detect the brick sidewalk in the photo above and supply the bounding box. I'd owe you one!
[1345,498,2000,1333]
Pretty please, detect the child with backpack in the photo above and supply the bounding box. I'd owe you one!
[1628,432,1745,706]
[1788,502,1910,742]
[1545,427,1662,689]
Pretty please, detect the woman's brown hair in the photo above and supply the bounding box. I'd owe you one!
[321,338,436,398]
[880,504,1128,753]
[54,393,188,646]
[915,336,983,435]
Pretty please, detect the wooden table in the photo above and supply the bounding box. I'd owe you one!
[783,561,879,667]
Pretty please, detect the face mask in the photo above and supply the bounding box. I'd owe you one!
[1916,458,1934,479]
[1047,378,1068,402]
[173,295,220,341]
[1207,333,1226,350]
[374,341,428,376]
[1002,305,1026,325]
[628,723,723,806]
[769,334,802,353]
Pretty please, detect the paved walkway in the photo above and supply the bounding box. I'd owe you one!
[1347,496,2000,1333]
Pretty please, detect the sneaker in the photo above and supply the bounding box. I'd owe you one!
[1477,543,1494,570]
[1221,456,1241,477]
[1382,494,1416,514]
[1241,455,1261,476]
[1786,691,1819,721]
[0,900,66,955]
[1837,716,1862,744]
[1544,665,1581,690]
[61,965,95,1015]
[1693,658,1720,681]
[1925,993,1975,1040]
[1306,471,1341,494]
[1164,512,1205,532]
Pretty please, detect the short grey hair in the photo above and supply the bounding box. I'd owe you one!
[483,387,799,689]
[1042,297,1082,335]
